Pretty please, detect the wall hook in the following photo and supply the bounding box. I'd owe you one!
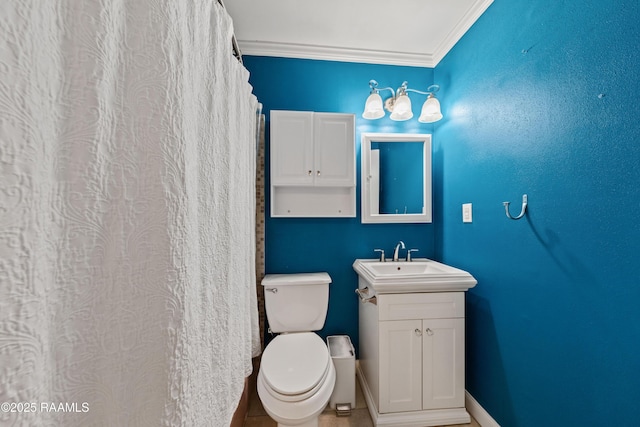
[503,194,528,220]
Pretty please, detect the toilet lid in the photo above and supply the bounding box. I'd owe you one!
[261,333,330,396]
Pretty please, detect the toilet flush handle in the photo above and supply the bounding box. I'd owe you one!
[265,287,278,293]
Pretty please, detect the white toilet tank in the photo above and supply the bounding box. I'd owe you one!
[262,272,331,333]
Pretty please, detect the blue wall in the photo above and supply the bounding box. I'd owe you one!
[245,2,640,421]
[435,1,640,426]
[243,57,437,350]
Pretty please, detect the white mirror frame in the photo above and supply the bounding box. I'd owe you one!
[361,132,432,224]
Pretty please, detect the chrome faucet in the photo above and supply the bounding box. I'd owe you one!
[392,241,405,261]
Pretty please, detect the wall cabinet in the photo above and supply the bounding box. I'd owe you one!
[358,291,470,426]
[270,110,355,217]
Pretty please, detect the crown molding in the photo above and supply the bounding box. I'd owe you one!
[432,0,494,65]
[237,0,493,69]
[237,40,437,68]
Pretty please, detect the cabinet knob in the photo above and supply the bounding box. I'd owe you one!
[308,170,312,176]
[317,170,321,176]
[414,328,422,336]
[425,328,434,336]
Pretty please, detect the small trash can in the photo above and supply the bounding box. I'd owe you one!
[327,335,356,416]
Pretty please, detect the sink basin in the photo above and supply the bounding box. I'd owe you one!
[353,258,477,293]
[363,261,449,276]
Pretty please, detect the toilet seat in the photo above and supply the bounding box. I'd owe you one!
[261,332,331,402]
[257,354,336,426]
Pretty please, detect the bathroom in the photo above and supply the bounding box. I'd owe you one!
[242,0,640,425]
[2,0,639,426]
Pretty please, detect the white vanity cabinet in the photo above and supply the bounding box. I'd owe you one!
[359,290,470,426]
[270,110,355,217]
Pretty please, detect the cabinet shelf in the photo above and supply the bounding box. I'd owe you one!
[271,185,355,217]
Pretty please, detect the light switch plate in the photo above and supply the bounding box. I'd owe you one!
[462,203,472,223]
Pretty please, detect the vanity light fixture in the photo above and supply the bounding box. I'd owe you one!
[362,80,443,123]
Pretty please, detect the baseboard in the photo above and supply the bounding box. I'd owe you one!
[465,391,500,427]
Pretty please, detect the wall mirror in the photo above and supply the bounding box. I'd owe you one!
[361,133,432,223]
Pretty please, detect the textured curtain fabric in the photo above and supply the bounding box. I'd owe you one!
[0,1,259,426]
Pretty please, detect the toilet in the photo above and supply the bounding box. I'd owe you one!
[257,272,336,427]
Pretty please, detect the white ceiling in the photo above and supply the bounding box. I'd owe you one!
[223,0,494,68]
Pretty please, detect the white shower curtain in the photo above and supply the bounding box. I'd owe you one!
[0,1,260,426]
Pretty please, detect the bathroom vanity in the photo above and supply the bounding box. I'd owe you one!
[353,258,477,426]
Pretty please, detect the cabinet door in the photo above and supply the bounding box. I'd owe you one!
[379,319,422,413]
[422,318,465,410]
[313,113,355,186]
[270,111,314,185]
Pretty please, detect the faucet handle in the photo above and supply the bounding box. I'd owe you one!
[406,249,419,262]
[374,249,385,262]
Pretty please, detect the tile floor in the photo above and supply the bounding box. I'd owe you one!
[243,378,481,427]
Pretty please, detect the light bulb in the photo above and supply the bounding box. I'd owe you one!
[418,96,442,123]
[362,93,384,119]
[389,94,413,121]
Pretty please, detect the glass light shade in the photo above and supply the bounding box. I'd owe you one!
[389,94,413,121]
[362,93,385,119]
[418,96,443,123]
